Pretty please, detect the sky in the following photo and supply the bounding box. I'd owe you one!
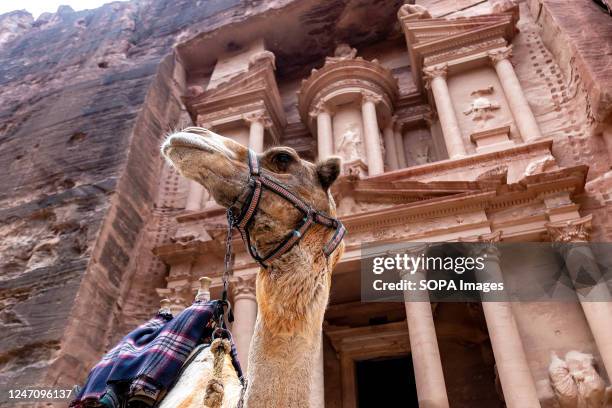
[0,0,129,18]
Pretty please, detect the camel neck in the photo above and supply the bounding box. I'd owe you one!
[243,254,330,408]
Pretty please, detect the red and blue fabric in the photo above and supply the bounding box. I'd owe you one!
[70,300,222,408]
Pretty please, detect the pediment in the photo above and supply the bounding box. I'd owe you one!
[402,13,517,52]
[399,11,518,91]
[184,59,286,133]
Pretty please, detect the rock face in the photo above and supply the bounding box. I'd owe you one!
[0,0,248,401]
[0,0,611,406]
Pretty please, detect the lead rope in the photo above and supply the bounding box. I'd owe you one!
[217,210,235,332]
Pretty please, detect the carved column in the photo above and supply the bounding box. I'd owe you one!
[424,64,467,159]
[231,274,258,371]
[394,121,407,168]
[383,118,399,171]
[488,47,542,142]
[311,102,335,160]
[546,216,612,377]
[245,112,271,153]
[185,180,204,211]
[402,244,450,408]
[471,232,541,408]
[361,92,385,175]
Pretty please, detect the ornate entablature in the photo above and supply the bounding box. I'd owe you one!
[398,7,518,92]
[297,49,399,131]
[184,55,286,145]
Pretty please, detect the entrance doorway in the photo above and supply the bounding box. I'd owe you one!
[355,355,418,407]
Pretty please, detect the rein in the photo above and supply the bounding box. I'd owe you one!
[218,149,346,327]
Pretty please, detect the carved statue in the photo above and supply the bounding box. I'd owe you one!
[248,50,276,69]
[471,85,495,96]
[398,3,432,20]
[524,154,557,176]
[412,139,431,165]
[336,125,364,163]
[463,97,501,121]
[325,43,358,65]
[333,43,357,59]
[549,351,607,408]
[491,0,519,14]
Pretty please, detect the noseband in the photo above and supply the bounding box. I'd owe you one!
[227,149,346,268]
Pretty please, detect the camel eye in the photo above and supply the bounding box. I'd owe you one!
[272,152,294,170]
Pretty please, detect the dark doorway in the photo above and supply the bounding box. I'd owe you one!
[355,355,418,407]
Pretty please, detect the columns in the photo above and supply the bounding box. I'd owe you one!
[394,121,407,168]
[311,102,335,160]
[472,233,541,408]
[546,216,612,378]
[185,180,204,211]
[361,92,386,176]
[488,47,542,142]
[383,120,399,170]
[309,338,326,408]
[231,275,258,371]
[245,112,271,153]
[402,244,449,408]
[423,64,467,159]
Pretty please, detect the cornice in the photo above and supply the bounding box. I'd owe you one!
[367,140,554,182]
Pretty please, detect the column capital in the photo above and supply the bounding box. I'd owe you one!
[231,274,257,301]
[156,283,192,315]
[309,99,334,118]
[545,215,592,243]
[360,90,383,105]
[423,64,448,89]
[243,111,273,128]
[488,46,513,65]
[464,231,503,259]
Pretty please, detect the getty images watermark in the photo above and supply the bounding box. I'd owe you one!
[361,242,612,302]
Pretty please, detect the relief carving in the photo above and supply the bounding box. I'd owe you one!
[398,3,431,20]
[411,134,432,165]
[325,43,358,64]
[337,124,364,163]
[248,50,276,69]
[463,95,501,122]
[524,154,557,176]
[549,351,608,408]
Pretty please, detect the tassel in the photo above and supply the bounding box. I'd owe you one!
[203,338,231,408]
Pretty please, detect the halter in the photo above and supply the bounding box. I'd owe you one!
[228,149,346,269]
[216,148,345,373]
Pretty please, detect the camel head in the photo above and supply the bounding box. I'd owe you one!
[161,127,344,269]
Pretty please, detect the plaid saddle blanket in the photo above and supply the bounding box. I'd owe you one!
[70,300,241,408]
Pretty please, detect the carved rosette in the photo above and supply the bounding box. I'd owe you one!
[487,46,513,65]
[545,215,592,243]
[231,275,257,301]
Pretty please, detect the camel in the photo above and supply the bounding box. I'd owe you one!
[160,126,345,408]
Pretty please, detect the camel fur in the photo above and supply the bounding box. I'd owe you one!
[161,127,344,408]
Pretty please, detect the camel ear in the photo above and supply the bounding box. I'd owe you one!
[316,156,341,190]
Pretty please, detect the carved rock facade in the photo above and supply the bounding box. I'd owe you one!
[1,0,612,407]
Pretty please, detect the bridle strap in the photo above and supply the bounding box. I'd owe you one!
[228,149,346,268]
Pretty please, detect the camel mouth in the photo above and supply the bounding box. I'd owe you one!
[161,131,237,163]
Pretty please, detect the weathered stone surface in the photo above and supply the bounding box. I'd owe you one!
[0,0,254,403]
